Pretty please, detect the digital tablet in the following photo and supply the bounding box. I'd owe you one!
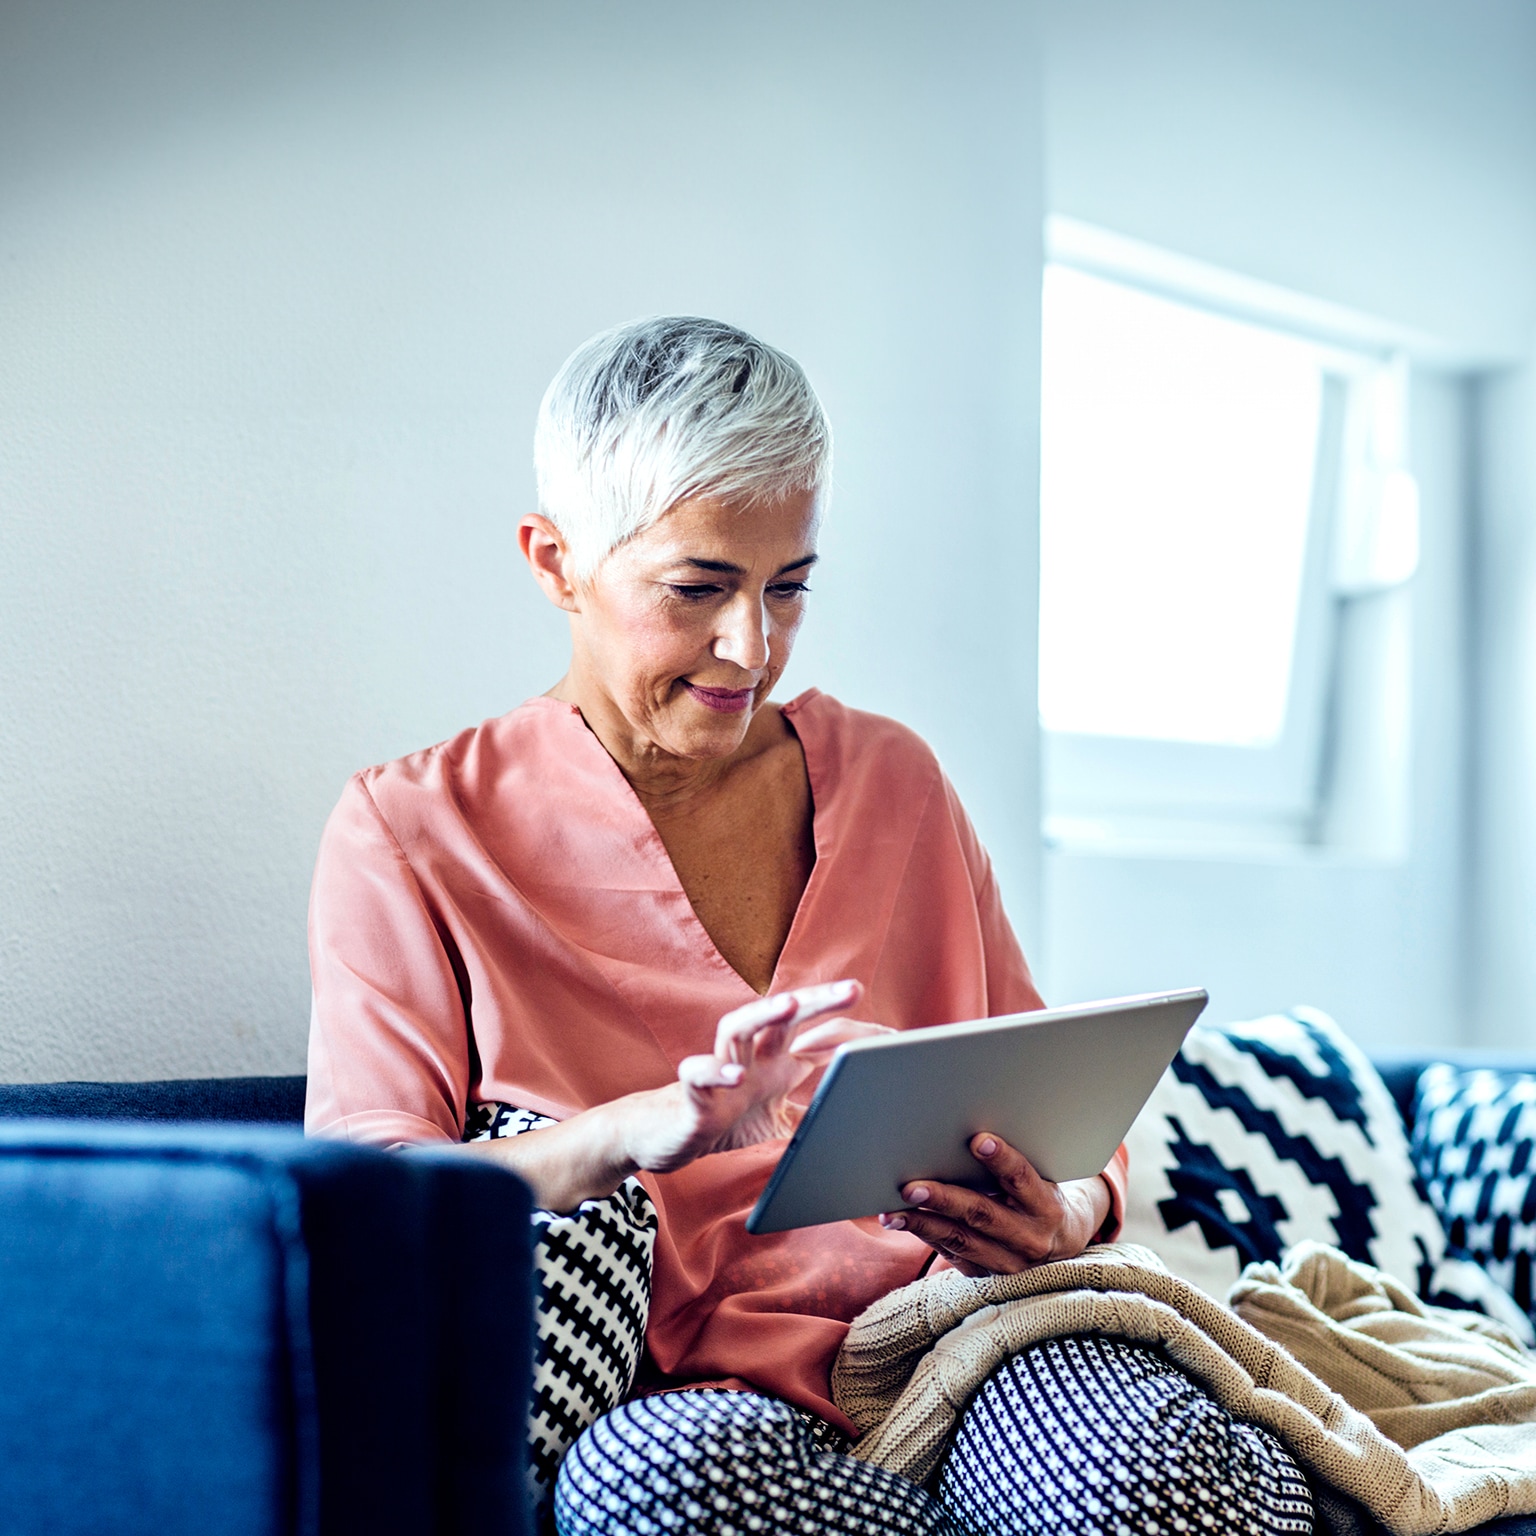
[745,988,1206,1235]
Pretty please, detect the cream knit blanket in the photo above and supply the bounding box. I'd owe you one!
[831,1242,1536,1536]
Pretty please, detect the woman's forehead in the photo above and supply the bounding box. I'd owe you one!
[636,490,822,566]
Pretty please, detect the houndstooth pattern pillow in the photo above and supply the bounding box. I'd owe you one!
[464,1101,657,1524]
[1412,1065,1536,1335]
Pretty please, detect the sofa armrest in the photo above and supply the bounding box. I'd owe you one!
[0,1123,533,1536]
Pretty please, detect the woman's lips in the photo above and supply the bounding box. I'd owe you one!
[685,683,754,714]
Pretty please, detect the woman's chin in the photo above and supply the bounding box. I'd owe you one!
[676,722,753,760]
[654,702,756,759]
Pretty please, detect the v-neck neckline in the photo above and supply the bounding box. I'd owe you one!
[539,690,827,998]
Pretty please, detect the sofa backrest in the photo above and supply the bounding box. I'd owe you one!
[0,1075,307,1124]
[9,1058,1536,1138]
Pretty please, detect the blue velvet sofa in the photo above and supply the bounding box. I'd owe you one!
[2,1056,1533,1536]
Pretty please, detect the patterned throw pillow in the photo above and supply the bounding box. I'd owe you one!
[1120,1008,1503,1320]
[1411,1065,1536,1332]
[463,1102,657,1525]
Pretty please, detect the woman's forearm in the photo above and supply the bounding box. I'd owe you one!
[454,1090,661,1212]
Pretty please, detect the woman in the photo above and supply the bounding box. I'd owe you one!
[307,317,1313,1535]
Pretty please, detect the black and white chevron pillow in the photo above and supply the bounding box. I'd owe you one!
[1121,1007,1526,1337]
[464,1101,656,1525]
[1412,1065,1536,1332]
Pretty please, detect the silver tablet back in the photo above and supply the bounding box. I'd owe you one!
[747,988,1206,1235]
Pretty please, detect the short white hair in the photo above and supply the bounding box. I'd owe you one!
[533,316,832,579]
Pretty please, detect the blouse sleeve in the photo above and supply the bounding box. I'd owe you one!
[305,774,467,1147]
[1100,1143,1129,1241]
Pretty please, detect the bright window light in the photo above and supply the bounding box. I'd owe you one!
[1039,266,1325,747]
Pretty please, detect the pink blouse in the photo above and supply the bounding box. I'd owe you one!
[306,689,1127,1434]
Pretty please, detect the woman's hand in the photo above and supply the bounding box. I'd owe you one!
[459,978,886,1211]
[620,979,892,1173]
[876,1134,1112,1277]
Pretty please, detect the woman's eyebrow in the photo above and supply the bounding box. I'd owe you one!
[675,558,743,575]
[672,554,820,577]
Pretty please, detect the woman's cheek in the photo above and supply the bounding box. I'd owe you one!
[619,612,710,687]
[768,610,804,667]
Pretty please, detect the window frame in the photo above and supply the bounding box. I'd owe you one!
[1038,226,1415,855]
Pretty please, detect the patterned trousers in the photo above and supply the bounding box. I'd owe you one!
[555,1334,1315,1536]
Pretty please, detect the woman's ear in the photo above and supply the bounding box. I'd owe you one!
[519,515,582,612]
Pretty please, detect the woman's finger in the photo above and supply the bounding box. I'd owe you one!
[713,994,798,1063]
[735,1014,804,1068]
[896,1175,1062,1265]
[786,1018,894,1057]
[877,1207,1031,1275]
[678,1053,746,1092]
[781,979,863,1026]
[896,1178,1017,1241]
[969,1134,1054,1215]
[713,980,862,1064]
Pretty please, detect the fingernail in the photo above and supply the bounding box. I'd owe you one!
[976,1137,998,1158]
[720,1063,744,1082]
[882,1214,906,1231]
[905,1185,930,1205]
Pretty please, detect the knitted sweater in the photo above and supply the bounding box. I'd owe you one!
[832,1242,1536,1536]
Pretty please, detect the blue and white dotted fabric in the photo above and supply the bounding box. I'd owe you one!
[557,1389,948,1535]
[554,1335,1314,1536]
[940,1335,1314,1536]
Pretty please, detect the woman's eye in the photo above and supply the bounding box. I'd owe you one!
[668,584,723,602]
[768,582,811,600]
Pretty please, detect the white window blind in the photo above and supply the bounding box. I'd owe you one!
[1040,266,1324,747]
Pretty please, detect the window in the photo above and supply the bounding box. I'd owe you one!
[1039,241,1419,854]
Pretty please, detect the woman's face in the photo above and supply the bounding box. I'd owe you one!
[565,487,821,762]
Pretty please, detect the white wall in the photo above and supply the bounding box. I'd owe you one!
[1468,361,1536,1050]
[1044,0,1536,364]
[0,1,1045,1081]
[1037,2,1536,1049]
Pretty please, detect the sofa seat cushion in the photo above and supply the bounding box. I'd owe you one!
[1121,1008,1526,1338]
[1412,1066,1536,1333]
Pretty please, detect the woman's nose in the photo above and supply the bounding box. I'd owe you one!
[714,595,769,672]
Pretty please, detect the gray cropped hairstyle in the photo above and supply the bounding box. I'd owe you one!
[533,316,832,579]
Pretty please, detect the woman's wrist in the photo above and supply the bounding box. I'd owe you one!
[1079,1174,1113,1245]
[461,1095,646,1211]
[601,1087,665,1182]
[1052,1176,1112,1259]
[1093,1172,1117,1241]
